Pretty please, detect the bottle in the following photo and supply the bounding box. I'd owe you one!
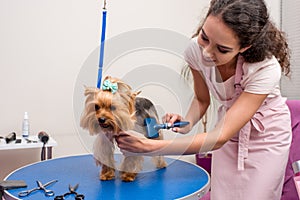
[22,112,30,138]
[292,160,300,197]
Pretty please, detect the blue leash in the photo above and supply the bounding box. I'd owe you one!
[97,1,107,89]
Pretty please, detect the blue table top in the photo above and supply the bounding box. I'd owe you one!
[5,154,210,200]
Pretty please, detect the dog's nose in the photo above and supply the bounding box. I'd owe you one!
[98,117,106,123]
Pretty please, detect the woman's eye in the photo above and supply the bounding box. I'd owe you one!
[201,34,209,42]
[110,105,116,111]
[95,104,100,111]
[218,47,229,54]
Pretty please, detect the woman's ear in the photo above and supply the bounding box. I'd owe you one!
[239,45,252,53]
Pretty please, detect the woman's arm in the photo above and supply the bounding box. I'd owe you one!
[168,91,268,154]
[165,68,211,133]
[188,68,211,126]
[116,91,268,156]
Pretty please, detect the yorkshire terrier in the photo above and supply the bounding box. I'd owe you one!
[80,76,167,182]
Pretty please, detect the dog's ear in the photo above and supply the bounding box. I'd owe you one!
[103,75,112,82]
[127,91,141,115]
[104,75,112,80]
[84,86,99,97]
[133,91,141,97]
[130,91,140,103]
[83,87,100,108]
[80,86,98,135]
[115,80,131,94]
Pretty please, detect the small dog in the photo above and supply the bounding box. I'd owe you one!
[80,76,167,182]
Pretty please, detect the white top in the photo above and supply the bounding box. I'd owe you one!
[184,37,282,98]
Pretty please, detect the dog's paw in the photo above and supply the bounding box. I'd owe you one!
[100,165,115,181]
[153,156,167,169]
[100,172,115,181]
[120,172,137,182]
[157,160,167,169]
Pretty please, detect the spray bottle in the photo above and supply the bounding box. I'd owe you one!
[22,112,30,138]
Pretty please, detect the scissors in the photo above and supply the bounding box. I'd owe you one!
[18,179,57,197]
[54,184,85,200]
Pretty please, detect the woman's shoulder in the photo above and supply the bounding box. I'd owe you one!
[241,56,281,95]
[242,56,281,77]
[243,56,280,70]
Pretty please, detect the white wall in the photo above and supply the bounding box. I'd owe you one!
[0,0,281,179]
[281,1,300,100]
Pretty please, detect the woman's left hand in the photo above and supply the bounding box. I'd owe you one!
[115,131,154,156]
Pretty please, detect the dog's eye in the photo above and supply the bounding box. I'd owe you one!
[95,104,100,111]
[110,105,116,111]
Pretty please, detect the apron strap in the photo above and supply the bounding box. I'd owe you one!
[233,55,251,171]
[234,55,244,92]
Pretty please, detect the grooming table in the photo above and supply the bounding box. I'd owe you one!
[4,154,210,200]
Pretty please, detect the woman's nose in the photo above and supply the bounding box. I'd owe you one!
[203,45,214,58]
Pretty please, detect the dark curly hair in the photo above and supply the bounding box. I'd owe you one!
[193,0,290,75]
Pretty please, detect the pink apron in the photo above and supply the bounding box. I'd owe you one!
[204,56,292,200]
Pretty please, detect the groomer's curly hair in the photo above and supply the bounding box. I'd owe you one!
[193,0,290,75]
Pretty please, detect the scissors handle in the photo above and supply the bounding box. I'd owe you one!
[54,195,65,200]
[75,194,85,200]
[18,191,30,197]
[42,189,54,196]
[18,188,38,197]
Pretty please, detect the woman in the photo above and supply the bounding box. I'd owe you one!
[116,0,292,199]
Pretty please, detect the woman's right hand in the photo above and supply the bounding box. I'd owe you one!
[162,113,192,134]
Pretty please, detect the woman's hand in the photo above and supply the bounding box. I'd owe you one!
[162,113,192,134]
[115,130,156,156]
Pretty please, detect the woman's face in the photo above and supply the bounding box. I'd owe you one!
[197,15,248,67]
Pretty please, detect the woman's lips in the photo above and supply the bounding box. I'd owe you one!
[202,55,216,63]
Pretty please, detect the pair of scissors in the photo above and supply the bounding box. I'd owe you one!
[54,184,85,200]
[18,180,57,197]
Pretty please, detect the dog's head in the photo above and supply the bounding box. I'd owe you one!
[80,76,140,135]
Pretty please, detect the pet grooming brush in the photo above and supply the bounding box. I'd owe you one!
[144,118,189,138]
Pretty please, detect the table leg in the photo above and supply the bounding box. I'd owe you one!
[41,146,46,161]
[47,147,52,159]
